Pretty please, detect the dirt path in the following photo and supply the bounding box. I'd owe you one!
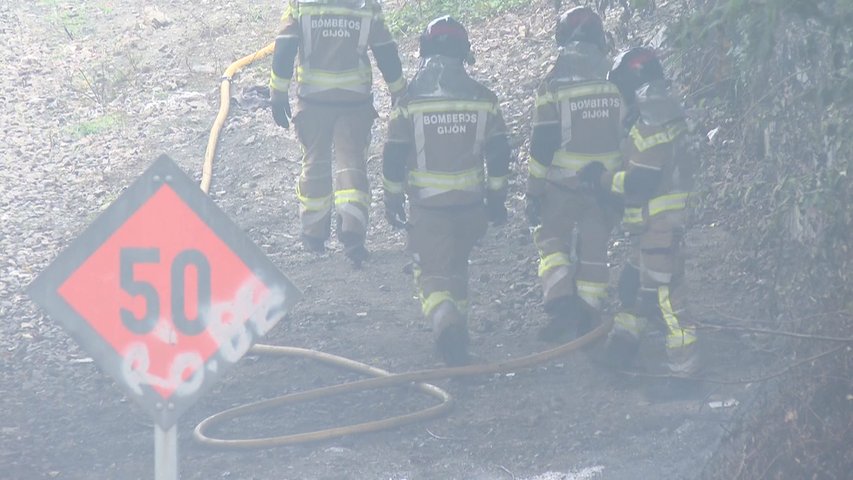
[2,1,765,479]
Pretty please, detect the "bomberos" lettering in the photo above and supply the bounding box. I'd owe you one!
[312,17,361,38]
[568,97,621,120]
[424,112,479,135]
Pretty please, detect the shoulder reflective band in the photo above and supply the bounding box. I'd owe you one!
[648,192,689,217]
[390,106,407,120]
[295,5,374,18]
[388,76,406,94]
[269,72,291,93]
[535,91,553,108]
[552,150,621,173]
[536,82,621,107]
[529,155,549,179]
[282,3,294,21]
[382,176,405,195]
[630,123,685,152]
[611,170,626,194]
[401,100,497,116]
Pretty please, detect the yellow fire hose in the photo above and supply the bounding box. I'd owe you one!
[194,44,612,449]
[202,42,275,194]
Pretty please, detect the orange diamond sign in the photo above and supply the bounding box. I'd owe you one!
[29,155,300,428]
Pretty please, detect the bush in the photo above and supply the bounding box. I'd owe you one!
[668,1,852,477]
[385,0,528,35]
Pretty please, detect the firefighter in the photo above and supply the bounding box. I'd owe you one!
[381,16,511,366]
[526,7,622,341]
[269,0,406,266]
[578,46,700,378]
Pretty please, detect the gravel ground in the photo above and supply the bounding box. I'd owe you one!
[1,2,767,479]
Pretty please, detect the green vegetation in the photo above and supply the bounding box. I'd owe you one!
[38,0,117,38]
[68,113,123,138]
[385,0,528,35]
[246,5,270,23]
[670,3,851,475]
[671,0,852,308]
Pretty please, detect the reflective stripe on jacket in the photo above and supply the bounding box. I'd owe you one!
[531,46,622,190]
[385,57,509,208]
[279,0,392,102]
[620,118,691,232]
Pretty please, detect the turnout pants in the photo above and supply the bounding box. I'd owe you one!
[534,183,618,314]
[614,210,699,374]
[293,100,376,244]
[407,204,488,338]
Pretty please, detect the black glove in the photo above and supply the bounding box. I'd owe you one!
[384,194,406,228]
[525,194,542,227]
[270,90,292,129]
[486,192,507,225]
[577,161,606,192]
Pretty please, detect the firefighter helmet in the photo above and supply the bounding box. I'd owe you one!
[635,81,685,126]
[555,6,606,51]
[608,47,665,97]
[419,16,472,61]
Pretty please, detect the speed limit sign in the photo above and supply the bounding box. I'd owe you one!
[28,155,300,429]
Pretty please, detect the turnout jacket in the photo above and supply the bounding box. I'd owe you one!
[601,81,693,241]
[383,56,511,208]
[270,0,405,104]
[528,42,622,194]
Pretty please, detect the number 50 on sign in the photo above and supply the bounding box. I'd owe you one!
[29,155,300,429]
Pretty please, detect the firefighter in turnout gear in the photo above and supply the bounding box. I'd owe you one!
[579,46,700,378]
[526,7,622,341]
[270,0,406,265]
[382,17,511,366]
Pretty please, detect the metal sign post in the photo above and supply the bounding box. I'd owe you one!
[155,425,178,480]
[29,155,301,479]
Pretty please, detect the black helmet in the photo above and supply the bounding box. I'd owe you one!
[419,16,471,61]
[555,6,606,51]
[608,47,665,97]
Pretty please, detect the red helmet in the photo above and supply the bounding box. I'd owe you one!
[419,16,471,60]
[555,6,606,51]
[608,47,665,97]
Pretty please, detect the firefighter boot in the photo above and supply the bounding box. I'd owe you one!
[646,333,704,402]
[666,336,700,376]
[339,231,369,268]
[301,234,327,254]
[574,298,601,339]
[602,321,642,370]
[433,303,471,367]
[537,296,581,342]
[602,312,645,368]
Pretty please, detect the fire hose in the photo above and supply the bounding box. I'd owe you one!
[193,43,612,449]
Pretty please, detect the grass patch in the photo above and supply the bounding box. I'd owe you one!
[69,113,123,138]
[39,0,117,38]
[385,0,528,35]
